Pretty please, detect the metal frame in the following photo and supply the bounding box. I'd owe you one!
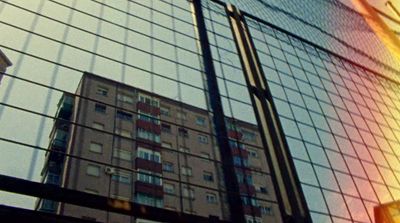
[223,3,311,223]
[192,0,246,222]
[0,174,226,223]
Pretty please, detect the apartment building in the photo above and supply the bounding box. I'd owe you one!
[37,72,282,223]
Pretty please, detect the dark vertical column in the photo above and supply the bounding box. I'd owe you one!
[191,1,246,223]
[225,4,312,223]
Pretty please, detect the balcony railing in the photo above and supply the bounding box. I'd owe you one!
[55,94,73,120]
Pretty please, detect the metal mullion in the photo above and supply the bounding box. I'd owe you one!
[225,3,312,222]
[192,0,246,222]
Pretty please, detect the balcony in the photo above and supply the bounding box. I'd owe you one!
[239,183,256,196]
[135,158,162,173]
[46,161,62,174]
[137,101,160,116]
[51,138,67,150]
[55,94,73,120]
[135,181,163,198]
[231,148,249,158]
[136,119,161,134]
[243,205,261,217]
[228,130,243,140]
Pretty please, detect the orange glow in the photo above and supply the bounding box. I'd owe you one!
[351,0,400,61]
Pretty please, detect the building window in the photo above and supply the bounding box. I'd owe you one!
[111,171,131,184]
[86,164,100,177]
[179,146,190,153]
[137,128,160,143]
[84,188,99,194]
[112,149,132,161]
[138,111,160,124]
[243,130,256,141]
[182,187,195,199]
[94,103,106,113]
[162,142,172,149]
[198,134,208,144]
[137,169,162,186]
[229,140,244,149]
[160,107,170,116]
[176,111,187,120]
[245,216,262,223]
[206,193,217,204]
[242,196,258,206]
[257,186,268,194]
[116,110,133,121]
[181,166,192,176]
[163,162,174,172]
[236,172,253,184]
[260,206,273,216]
[117,93,133,103]
[233,156,249,167]
[89,142,103,153]
[196,116,206,126]
[203,171,214,182]
[92,122,104,130]
[248,149,258,158]
[45,173,60,185]
[96,86,108,96]
[40,199,57,212]
[137,147,161,163]
[161,123,171,133]
[115,128,132,138]
[135,193,163,208]
[200,152,210,161]
[178,128,189,138]
[138,93,159,107]
[164,183,175,194]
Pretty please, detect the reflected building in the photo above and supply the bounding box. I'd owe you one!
[36,72,282,223]
[1,0,400,223]
[0,49,12,84]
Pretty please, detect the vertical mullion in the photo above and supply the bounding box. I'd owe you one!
[191,1,246,223]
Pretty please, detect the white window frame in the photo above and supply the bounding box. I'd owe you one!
[92,122,104,130]
[163,183,175,194]
[117,93,134,103]
[86,164,100,177]
[181,166,192,176]
[137,146,161,163]
[112,149,132,161]
[89,142,103,153]
[206,193,217,203]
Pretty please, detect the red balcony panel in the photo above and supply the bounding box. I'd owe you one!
[235,167,252,175]
[136,102,160,116]
[231,148,249,158]
[228,130,243,140]
[136,143,161,152]
[137,120,161,134]
[135,158,162,173]
[243,205,261,217]
[136,138,161,147]
[135,181,163,198]
[239,184,256,195]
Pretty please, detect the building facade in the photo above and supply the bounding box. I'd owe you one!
[37,73,281,223]
[1,0,400,223]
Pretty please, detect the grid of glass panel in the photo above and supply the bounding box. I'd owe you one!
[247,16,400,223]
[0,0,228,221]
[225,0,400,76]
[0,0,281,222]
